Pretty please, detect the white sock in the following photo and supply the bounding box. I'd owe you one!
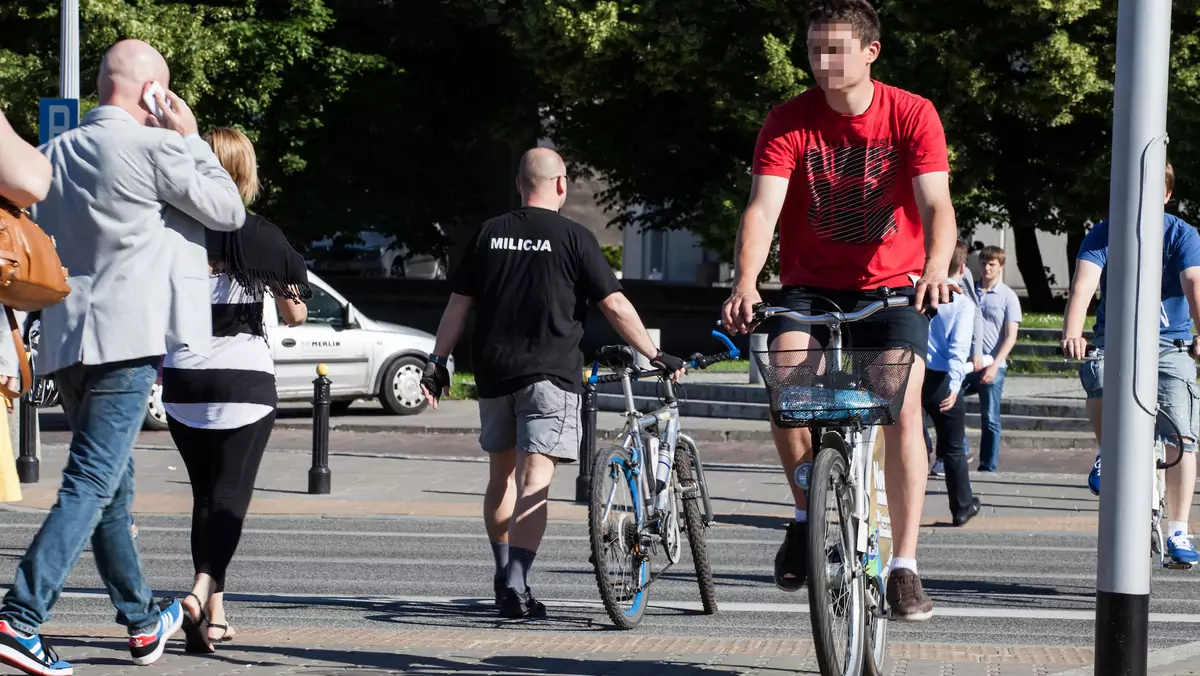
[794,508,807,523]
[1168,521,1189,537]
[891,556,918,575]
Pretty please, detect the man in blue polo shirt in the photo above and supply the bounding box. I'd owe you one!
[1061,160,1200,567]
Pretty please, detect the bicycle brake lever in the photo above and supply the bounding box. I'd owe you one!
[710,330,739,359]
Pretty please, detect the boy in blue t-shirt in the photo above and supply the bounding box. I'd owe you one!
[1060,161,1200,567]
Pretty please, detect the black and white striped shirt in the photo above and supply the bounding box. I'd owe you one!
[162,273,277,430]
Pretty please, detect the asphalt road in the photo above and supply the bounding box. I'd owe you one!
[2,510,1198,651]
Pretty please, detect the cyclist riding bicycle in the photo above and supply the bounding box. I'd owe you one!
[1060,159,1200,567]
[721,0,958,619]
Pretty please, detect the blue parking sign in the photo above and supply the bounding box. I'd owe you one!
[39,98,79,145]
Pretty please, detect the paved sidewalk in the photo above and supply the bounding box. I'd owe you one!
[28,625,1104,676]
[7,443,1188,534]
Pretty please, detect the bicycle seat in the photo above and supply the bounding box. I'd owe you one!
[595,345,637,369]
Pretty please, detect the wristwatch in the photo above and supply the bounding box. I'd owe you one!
[428,354,449,366]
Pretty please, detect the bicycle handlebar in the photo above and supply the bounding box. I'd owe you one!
[1055,338,1193,361]
[750,295,914,327]
[586,330,741,384]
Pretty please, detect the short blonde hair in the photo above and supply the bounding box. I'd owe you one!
[202,127,260,206]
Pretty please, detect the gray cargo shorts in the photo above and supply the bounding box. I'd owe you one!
[1079,347,1199,451]
[478,380,581,462]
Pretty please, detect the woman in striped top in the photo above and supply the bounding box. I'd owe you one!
[163,128,310,653]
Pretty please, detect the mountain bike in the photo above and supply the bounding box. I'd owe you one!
[748,289,920,676]
[587,330,739,629]
[1059,339,1194,570]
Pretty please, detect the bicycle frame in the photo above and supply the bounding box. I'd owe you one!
[751,296,911,623]
[595,330,737,525]
[1068,341,1193,569]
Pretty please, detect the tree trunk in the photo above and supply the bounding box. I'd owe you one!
[1010,224,1054,312]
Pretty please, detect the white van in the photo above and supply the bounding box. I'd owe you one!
[25,272,453,430]
[139,271,452,429]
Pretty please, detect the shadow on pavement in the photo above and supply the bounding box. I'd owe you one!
[922,577,1087,603]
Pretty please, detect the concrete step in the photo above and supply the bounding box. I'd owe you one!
[596,381,1087,419]
[595,393,1091,431]
[1019,327,1089,342]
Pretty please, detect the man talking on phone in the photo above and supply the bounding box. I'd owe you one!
[0,39,244,676]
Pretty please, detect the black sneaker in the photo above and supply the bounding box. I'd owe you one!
[953,497,982,527]
[774,521,808,592]
[498,587,547,619]
[493,576,506,607]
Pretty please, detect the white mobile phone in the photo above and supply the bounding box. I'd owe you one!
[142,81,166,118]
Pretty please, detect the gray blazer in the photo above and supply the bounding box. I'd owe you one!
[32,106,245,375]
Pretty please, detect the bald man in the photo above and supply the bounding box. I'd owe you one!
[0,39,244,676]
[422,147,685,618]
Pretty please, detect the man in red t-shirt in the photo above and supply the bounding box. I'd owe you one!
[721,0,958,621]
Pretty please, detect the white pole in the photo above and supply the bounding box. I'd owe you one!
[633,329,660,370]
[748,333,767,385]
[60,0,79,101]
[1095,2,1172,675]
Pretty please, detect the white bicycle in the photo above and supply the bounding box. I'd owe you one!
[1062,339,1195,570]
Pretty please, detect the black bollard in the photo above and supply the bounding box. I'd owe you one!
[575,382,597,503]
[309,363,331,494]
[16,384,38,484]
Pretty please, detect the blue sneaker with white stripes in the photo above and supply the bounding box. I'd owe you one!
[128,599,185,667]
[0,619,72,676]
[1167,531,1200,567]
[1087,455,1101,496]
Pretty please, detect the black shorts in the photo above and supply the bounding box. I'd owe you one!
[764,286,930,352]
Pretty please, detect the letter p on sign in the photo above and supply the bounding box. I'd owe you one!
[39,98,80,146]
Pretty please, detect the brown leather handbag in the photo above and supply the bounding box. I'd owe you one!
[0,197,70,399]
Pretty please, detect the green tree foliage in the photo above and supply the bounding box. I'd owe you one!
[504,0,1200,307]
[0,0,377,238]
[0,0,545,259]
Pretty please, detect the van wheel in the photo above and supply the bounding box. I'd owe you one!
[144,382,169,431]
[380,356,428,415]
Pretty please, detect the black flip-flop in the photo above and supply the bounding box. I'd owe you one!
[207,623,234,643]
[181,594,215,654]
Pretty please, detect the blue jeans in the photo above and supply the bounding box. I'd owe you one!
[963,366,1007,471]
[1,357,161,635]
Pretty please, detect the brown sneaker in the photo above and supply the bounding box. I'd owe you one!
[886,568,934,621]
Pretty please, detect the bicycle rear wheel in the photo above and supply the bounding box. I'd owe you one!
[863,594,888,676]
[675,444,717,615]
[589,445,650,629]
[807,447,865,676]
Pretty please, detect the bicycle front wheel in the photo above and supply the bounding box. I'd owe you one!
[589,445,650,629]
[675,444,717,615]
[807,446,865,676]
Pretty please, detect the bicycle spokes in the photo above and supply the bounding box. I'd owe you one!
[819,469,856,666]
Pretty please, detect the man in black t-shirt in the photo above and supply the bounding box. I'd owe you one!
[421,147,686,619]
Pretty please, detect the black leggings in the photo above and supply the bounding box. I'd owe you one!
[168,412,275,590]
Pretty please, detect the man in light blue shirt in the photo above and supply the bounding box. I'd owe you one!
[921,241,981,526]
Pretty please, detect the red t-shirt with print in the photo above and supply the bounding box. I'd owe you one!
[752,81,950,290]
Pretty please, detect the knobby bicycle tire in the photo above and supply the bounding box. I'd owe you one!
[588,444,649,629]
[674,444,717,615]
[807,447,865,676]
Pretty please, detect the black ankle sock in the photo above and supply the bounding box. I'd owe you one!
[506,546,537,592]
[490,542,510,582]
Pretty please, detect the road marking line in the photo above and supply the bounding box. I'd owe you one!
[37,590,1200,623]
[0,523,1102,551]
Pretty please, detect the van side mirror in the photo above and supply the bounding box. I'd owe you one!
[342,303,358,329]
